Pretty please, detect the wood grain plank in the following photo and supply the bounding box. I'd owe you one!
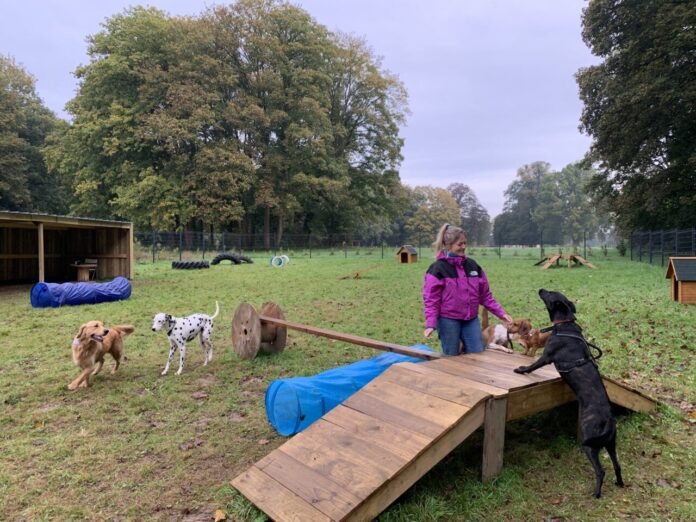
[344,391,447,438]
[469,350,560,379]
[268,418,407,499]
[345,402,486,521]
[231,466,331,522]
[322,405,431,461]
[460,353,557,382]
[359,379,468,427]
[603,377,657,413]
[405,362,508,396]
[256,450,361,520]
[430,357,538,391]
[377,364,491,407]
[482,398,507,482]
[506,380,576,420]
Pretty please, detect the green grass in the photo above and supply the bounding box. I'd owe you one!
[1,251,694,521]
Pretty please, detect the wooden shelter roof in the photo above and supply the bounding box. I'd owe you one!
[665,257,696,282]
[0,210,131,230]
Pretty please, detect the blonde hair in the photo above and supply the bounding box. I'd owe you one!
[433,223,466,256]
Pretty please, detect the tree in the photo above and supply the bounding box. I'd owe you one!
[447,183,491,245]
[495,161,551,245]
[0,55,66,213]
[49,0,408,240]
[405,186,460,245]
[577,0,696,232]
[534,163,603,246]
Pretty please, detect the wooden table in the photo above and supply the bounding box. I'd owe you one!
[70,263,97,282]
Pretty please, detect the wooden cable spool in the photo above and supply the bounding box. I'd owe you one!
[232,302,287,360]
[231,301,440,360]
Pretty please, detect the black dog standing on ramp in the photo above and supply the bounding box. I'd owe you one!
[514,289,623,498]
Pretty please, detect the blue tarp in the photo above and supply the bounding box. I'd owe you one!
[30,277,132,308]
[265,345,433,436]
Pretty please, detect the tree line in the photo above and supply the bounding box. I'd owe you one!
[1,0,693,246]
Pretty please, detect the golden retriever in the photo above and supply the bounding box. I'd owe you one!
[68,321,134,390]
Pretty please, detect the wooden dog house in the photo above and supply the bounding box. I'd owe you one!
[0,211,134,285]
[665,257,696,304]
[396,245,418,264]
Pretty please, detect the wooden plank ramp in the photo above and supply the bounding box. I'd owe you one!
[232,350,656,521]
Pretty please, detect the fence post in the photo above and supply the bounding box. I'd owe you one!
[583,230,586,259]
[309,234,312,259]
[152,229,156,263]
[660,230,664,266]
[178,229,183,261]
[630,231,633,261]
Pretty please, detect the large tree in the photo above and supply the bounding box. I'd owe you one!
[48,0,408,241]
[0,55,66,213]
[405,186,460,246]
[447,182,491,245]
[494,161,551,245]
[577,0,696,233]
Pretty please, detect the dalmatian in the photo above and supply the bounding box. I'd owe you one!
[151,301,219,375]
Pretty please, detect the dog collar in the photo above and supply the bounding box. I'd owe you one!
[72,338,80,346]
[540,319,574,333]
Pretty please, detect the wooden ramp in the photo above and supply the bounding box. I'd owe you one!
[232,351,655,521]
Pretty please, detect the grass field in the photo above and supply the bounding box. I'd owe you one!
[1,250,694,521]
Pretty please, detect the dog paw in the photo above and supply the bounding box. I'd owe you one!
[513,366,527,374]
[161,370,168,376]
[176,369,183,375]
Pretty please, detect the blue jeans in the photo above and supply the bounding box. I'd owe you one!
[437,317,484,356]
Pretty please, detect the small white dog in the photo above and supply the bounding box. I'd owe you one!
[151,301,219,375]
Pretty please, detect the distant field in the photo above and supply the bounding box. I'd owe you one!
[1,251,694,521]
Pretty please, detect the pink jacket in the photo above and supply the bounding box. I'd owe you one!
[422,252,507,328]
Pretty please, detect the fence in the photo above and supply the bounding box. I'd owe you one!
[133,231,421,262]
[134,230,613,263]
[630,228,696,266]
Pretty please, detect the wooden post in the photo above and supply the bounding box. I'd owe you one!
[37,222,45,282]
[482,397,507,483]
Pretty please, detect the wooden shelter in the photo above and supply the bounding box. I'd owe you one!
[665,256,696,304]
[0,211,134,285]
[396,245,418,264]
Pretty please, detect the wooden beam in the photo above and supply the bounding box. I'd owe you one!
[603,377,657,413]
[482,397,507,482]
[259,315,442,360]
[37,222,44,283]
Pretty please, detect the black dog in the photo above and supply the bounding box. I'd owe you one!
[514,289,623,498]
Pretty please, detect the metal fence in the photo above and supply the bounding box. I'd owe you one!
[134,229,614,263]
[630,228,696,266]
[133,231,426,262]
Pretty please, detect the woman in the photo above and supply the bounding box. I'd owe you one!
[423,223,512,355]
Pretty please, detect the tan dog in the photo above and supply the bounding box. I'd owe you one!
[69,321,134,390]
[508,318,551,356]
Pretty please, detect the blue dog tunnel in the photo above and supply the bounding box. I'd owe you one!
[265,345,432,436]
[30,276,132,308]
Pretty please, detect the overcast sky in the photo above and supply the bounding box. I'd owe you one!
[1,0,597,217]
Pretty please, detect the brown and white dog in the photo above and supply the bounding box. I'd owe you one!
[508,319,551,356]
[68,321,134,390]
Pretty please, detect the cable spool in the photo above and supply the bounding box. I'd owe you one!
[270,255,285,267]
[232,302,287,359]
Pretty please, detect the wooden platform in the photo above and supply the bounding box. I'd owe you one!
[536,254,597,269]
[232,350,655,521]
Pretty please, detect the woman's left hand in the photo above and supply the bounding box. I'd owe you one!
[502,313,513,325]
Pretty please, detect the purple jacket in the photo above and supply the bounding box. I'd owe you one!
[422,252,507,328]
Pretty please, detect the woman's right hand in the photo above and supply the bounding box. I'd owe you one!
[423,327,434,338]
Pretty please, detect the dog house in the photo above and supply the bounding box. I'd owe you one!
[0,211,134,285]
[665,257,696,304]
[396,244,418,264]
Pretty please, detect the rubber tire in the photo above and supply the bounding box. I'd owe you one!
[211,253,241,265]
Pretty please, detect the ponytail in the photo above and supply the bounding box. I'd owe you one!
[433,223,465,256]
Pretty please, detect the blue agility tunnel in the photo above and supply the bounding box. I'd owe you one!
[265,345,432,436]
[30,276,132,308]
